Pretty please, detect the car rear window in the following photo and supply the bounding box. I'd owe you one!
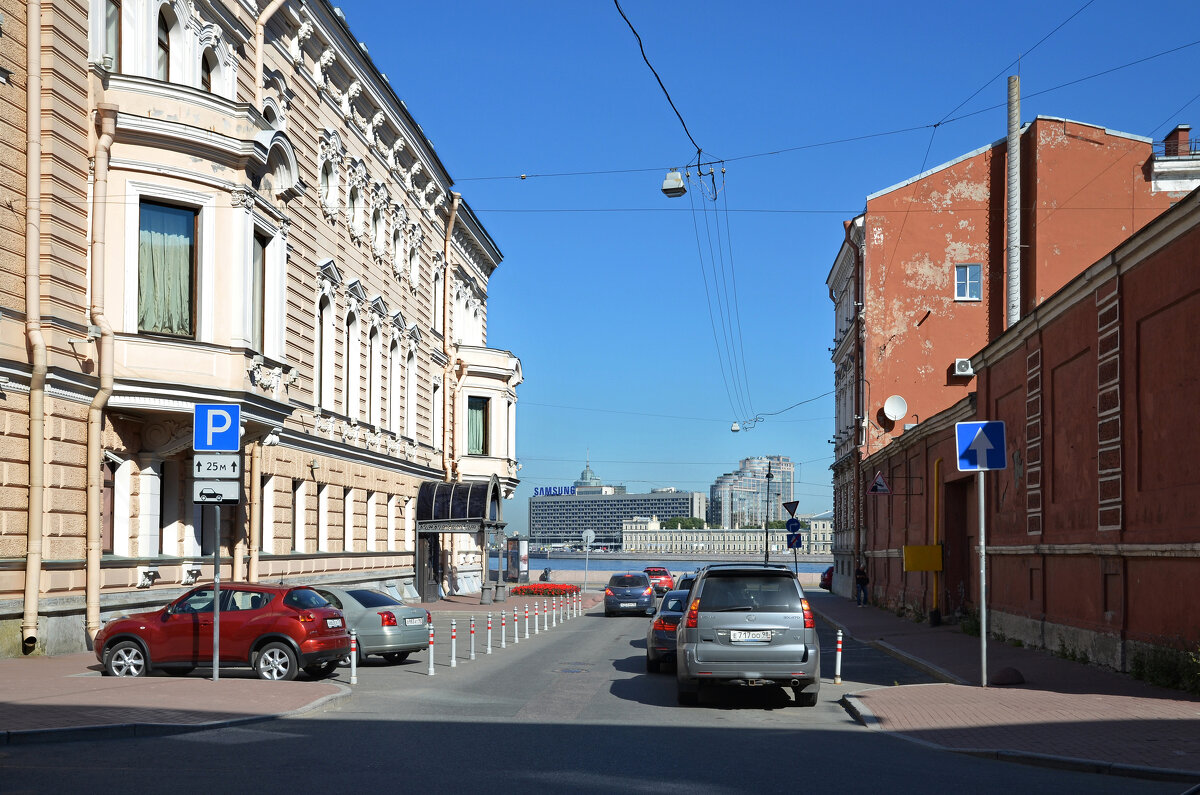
[609,574,648,587]
[346,589,403,608]
[644,568,667,576]
[284,588,332,609]
[698,574,803,612]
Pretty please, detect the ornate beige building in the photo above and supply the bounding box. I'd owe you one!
[0,0,520,656]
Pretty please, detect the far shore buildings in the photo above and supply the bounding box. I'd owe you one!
[707,456,794,529]
[1,0,521,655]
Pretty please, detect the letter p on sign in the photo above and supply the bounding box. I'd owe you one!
[194,403,241,452]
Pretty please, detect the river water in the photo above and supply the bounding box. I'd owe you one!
[525,555,830,575]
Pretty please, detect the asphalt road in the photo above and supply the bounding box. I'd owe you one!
[0,609,1184,794]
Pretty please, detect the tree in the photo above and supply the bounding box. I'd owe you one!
[661,517,704,530]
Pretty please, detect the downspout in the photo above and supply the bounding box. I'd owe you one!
[1006,75,1021,328]
[85,104,118,641]
[247,441,263,582]
[441,192,461,482]
[21,0,47,653]
[254,0,288,110]
[932,457,942,622]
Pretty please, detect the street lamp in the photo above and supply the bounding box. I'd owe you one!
[763,461,773,566]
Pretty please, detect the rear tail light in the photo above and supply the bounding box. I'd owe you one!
[379,611,397,627]
[643,587,653,596]
[605,587,614,596]
[298,611,316,623]
[685,598,700,628]
[652,618,676,632]
[802,598,814,629]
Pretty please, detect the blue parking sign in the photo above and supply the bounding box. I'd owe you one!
[955,421,1007,472]
[194,404,241,451]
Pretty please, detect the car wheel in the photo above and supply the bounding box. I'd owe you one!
[104,640,148,677]
[646,654,660,673]
[356,643,369,665]
[255,642,298,681]
[795,688,818,707]
[163,666,195,677]
[303,660,339,679]
[382,652,409,663]
[604,609,612,617]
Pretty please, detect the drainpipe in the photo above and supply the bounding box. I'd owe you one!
[247,440,263,581]
[441,192,461,482]
[21,0,47,653]
[254,0,288,110]
[1006,75,1021,328]
[85,105,118,641]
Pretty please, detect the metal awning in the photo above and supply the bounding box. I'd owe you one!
[415,475,506,534]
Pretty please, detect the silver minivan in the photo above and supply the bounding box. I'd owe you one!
[675,564,820,706]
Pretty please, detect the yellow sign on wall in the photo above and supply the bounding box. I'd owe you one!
[903,544,943,572]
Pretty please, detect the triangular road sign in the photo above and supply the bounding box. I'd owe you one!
[867,471,890,495]
[782,500,799,517]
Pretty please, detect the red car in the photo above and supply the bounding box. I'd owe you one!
[643,566,675,594]
[819,566,834,590]
[94,583,350,681]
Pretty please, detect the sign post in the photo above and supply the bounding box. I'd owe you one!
[581,529,596,593]
[193,403,242,682]
[785,517,802,574]
[955,420,1007,688]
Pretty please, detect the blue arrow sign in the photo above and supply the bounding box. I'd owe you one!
[785,517,801,534]
[955,421,1007,471]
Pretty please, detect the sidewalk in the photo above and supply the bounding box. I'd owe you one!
[810,591,1200,783]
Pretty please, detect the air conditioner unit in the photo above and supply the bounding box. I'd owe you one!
[954,358,975,377]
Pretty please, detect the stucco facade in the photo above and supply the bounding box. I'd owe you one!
[0,0,521,656]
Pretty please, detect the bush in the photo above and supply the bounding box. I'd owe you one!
[1130,642,1200,695]
[510,583,581,597]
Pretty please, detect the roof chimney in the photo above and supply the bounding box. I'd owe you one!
[1165,124,1191,157]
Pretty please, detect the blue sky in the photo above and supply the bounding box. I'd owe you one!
[332,1,1200,535]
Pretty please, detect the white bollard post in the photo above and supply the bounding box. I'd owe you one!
[349,629,358,685]
[534,601,540,635]
[450,619,457,668]
[552,596,558,628]
[487,612,493,654]
[543,599,549,631]
[513,607,519,644]
[500,611,506,650]
[835,629,844,685]
[470,616,476,661]
[527,603,533,638]
[427,623,435,676]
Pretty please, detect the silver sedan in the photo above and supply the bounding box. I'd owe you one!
[313,586,429,664]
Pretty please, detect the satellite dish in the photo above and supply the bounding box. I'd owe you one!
[882,395,908,422]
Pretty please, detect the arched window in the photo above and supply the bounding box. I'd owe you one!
[200,49,216,92]
[387,341,401,430]
[105,0,121,71]
[392,229,404,276]
[348,185,362,232]
[371,208,384,251]
[345,311,361,420]
[408,244,420,286]
[320,161,335,208]
[432,271,443,332]
[315,295,334,410]
[156,11,171,81]
[367,325,382,427]
[404,351,416,439]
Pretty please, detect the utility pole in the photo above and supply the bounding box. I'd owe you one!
[762,461,773,565]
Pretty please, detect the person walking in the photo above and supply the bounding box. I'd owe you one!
[854,563,869,607]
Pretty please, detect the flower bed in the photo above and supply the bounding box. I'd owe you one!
[509,583,581,597]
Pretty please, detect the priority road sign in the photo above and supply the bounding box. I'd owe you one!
[956,421,1007,471]
[194,404,241,452]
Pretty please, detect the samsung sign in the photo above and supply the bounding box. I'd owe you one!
[533,486,577,496]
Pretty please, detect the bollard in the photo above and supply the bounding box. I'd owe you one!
[534,601,540,635]
[470,616,476,661]
[486,612,493,655]
[349,629,358,685]
[450,620,457,668]
[834,629,843,685]
[526,604,531,639]
[500,611,506,650]
[552,596,558,628]
[543,599,549,631]
[427,624,435,676]
[513,607,519,644]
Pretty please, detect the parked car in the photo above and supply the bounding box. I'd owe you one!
[819,566,833,591]
[95,583,350,681]
[312,587,430,664]
[675,571,699,593]
[643,566,675,594]
[604,572,656,616]
[675,563,820,707]
[646,589,689,672]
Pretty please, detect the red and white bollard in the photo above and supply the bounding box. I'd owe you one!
[450,619,457,668]
[513,607,519,644]
[834,629,843,685]
[543,599,549,631]
[470,616,476,661]
[486,612,493,654]
[427,623,436,676]
[500,611,506,650]
[552,597,558,628]
[349,629,358,685]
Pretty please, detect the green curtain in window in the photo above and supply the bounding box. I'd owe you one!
[138,203,194,336]
[468,397,486,456]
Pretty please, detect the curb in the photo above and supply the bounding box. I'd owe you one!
[0,682,352,747]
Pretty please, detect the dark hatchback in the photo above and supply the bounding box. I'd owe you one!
[646,589,689,672]
[604,572,656,616]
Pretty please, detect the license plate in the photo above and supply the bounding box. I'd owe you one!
[730,629,772,642]
[327,618,343,628]
[405,617,423,626]
[620,602,636,608]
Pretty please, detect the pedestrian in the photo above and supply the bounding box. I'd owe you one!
[854,563,869,607]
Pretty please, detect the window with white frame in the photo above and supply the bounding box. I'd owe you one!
[200,48,216,92]
[156,9,172,81]
[368,325,382,427]
[291,479,305,552]
[392,228,404,277]
[138,199,197,338]
[320,161,336,209]
[346,310,361,420]
[105,0,122,71]
[318,484,330,551]
[250,230,268,353]
[261,475,275,552]
[343,487,355,552]
[348,184,363,235]
[366,491,377,551]
[955,263,982,301]
[315,295,334,410]
[467,396,489,456]
[404,351,416,439]
[408,241,420,286]
[371,208,385,253]
[432,271,444,332]
[387,493,399,550]
[387,340,401,431]
[432,381,442,449]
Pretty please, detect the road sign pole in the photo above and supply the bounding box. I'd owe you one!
[978,471,987,688]
[213,504,220,683]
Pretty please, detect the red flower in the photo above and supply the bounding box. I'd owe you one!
[510,583,581,597]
